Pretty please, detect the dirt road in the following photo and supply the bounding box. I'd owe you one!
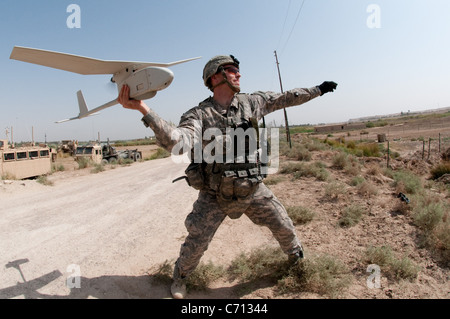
[0,157,275,299]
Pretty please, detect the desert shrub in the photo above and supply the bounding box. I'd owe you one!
[366,163,382,176]
[229,247,352,298]
[304,138,327,152]
[147,147,170,160]
[36,175,53,186]
[281,162,329,181]
[278,254,352,298]
[52,164,65,172]
[76,157,91,169]
[433,217,450,262]
[358,143,381,157]
[228,247,287,282]
[186,262,226,291]
[350,175,365,186]
[392,170,423,194]
[263,175,285,185]
[409,193,449,263]
[430,162,450,180]
[287,206,315,225]
[282,144,311,161]
[292,162,329,181]
[364,246,419,281]
[338,204,367,227]
[324,181,347,199]
[91,163,105,174]
[279,162,304,174]
[411,194,445,232]
[150,260,174,284]
[344,159,362,176]
[151,259,225,292]
[356,181,378,198]
[346,140,356,149]
[118,158,134,165]
[332,152,349,170]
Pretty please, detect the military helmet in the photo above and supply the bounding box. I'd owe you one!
[203,55,240,89]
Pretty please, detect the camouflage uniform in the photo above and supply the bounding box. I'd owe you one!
[141,86,321,279]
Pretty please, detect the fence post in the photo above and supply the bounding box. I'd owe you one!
[387,140,390,168]
[422,140,425,160]
[439,133,441,153]
[428,138,431,160]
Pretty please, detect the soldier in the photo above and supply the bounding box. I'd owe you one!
[118,55,337,299]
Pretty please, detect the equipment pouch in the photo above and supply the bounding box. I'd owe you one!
[184,162,205,190]
[234,178,258,200]
[218,175,236,202]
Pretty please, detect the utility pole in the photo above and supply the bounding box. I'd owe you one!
[274,50,292,148]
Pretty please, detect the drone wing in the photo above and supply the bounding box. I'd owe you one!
[10,46,201,75]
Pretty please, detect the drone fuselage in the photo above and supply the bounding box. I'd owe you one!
[113,66,174,100]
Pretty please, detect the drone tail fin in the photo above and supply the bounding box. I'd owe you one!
[77,90,89,117]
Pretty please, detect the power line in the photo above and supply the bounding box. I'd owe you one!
[276,0,292,50]
[279,0,306,55]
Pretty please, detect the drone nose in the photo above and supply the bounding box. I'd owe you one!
[151,67,174,90]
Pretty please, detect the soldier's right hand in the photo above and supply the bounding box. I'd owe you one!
[118,85,150,115]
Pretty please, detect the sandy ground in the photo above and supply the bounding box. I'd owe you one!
[0,156,279,299]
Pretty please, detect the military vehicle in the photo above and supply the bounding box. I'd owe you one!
[1,139,53,179]
[75,142,142,165]
[75,144,103,164]
[101,141,142,164]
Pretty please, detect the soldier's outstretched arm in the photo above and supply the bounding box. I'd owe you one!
[118,85,193,152]
[253,81,338,119]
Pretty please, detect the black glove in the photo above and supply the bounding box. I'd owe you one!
[318,81,338,96]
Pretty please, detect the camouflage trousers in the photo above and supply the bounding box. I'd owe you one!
[173,183,303,279]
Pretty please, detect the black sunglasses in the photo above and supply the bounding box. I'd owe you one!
[222,66,240,74]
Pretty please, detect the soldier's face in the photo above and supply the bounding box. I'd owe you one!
[211,64,240,93]
[223,64,241,86]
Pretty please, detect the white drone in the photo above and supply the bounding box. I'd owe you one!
[10,46,200,123]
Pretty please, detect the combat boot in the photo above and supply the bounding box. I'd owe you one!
[171,278,187,299]
[288,249,304,266]
[171,264,187,299]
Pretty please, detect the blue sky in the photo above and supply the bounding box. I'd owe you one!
[1,0,449,142]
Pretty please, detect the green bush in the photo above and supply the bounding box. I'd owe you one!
[430,162,450,180]
[287,206,315,225]
[338,204,367,227]
[278,254,352,298]
[91,163,105,174]
[324,181,347,199]
[411,194,445,232]
[147,147,171,160]
[392,170,423,194]
[229,247,352,298]
[332,152,349,170]
[76,157,92,169]
[186,262,226,291]
[364,246,419,281]
[280,162,329,181]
